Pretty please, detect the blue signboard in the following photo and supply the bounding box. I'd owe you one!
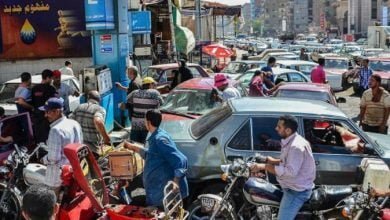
[129,11,152,34]
[84,0,115,30]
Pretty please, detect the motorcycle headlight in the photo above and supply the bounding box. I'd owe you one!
[341,206,352,218]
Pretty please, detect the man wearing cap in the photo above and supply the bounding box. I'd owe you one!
[71,90,111,155]
[31,69,57,143]
[171,59,193,89]
[40,97,82,190]
[52,70,79,116]
[121,77,164,143]
[212,73,241,102]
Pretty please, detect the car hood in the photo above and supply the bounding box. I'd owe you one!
[373,71,390,79]
[0,103,17,115]
[366,132,390,159]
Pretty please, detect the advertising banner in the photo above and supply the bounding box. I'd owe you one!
[84,0,114,30]
[129,11,152,34]
[0,0,91,59]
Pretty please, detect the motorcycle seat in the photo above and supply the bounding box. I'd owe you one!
[302,185,353,211]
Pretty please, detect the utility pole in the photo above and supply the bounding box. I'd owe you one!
[195,0,202,65]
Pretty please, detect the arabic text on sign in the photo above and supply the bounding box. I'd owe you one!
[3,2,50,15]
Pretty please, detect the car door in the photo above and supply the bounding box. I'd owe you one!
[287,72,308,82]
[62,78,80,113]
[301,117,377,185]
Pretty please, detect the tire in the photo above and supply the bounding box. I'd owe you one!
[187,199,237,220]
[0,184,22,220]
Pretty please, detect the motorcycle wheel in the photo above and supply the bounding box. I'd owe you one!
[187,199,237,220]
[0,184,22,220]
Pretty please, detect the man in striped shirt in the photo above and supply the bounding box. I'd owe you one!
[124,77,164,143]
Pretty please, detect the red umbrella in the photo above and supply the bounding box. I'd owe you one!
[202,44,233,58]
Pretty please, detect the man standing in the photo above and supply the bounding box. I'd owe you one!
[59,60,74,76]
[40,97,82,190]
[52,70,79,116]
[311,58,327,84]
[22,185,58,220]
[360,74,390,134]
[115,66,142,94]
[261,57,276,89]
[230,45,237,61]
[15,72,33,114]
[123,109,188,207]
[355,57,373,96]
[71,90,111,155]
[122,77,163,143]
[250,115,316,220]
[300,48,309,61]
[213,73,241,102]
[172,59,193,89]
[31,69,57,143]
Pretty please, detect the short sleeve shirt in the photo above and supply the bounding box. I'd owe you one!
[361,89,390,126]
[31,83,57,109]
[15,85,31,113]
[222,87,241,101]
[58,82,76,114]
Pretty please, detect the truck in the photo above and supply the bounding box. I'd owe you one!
[367,26,390,50]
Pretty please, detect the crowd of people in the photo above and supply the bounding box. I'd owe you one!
[4,49,390,220]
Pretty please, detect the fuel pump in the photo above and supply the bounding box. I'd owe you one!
[81,65,114,132]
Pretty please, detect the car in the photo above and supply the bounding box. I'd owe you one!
[322,55,354,91]
[356,38,368,45]
[273,83,346,106]
[160,98,390,200]
[247,49,287,61]
[310,47,335,62]
[160,77,248,121]
[221,60,267,79]
[142,63,210,94]
[0,75,81,116]
[352,57,390,92]
[261,52,299,61]
[275,60,317,76]
[339,45,363,58]
[237,67,310,90]
[362,48,385,57]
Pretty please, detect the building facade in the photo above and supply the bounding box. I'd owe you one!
[294,0,309,33]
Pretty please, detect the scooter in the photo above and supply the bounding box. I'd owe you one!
[188,157,355,220]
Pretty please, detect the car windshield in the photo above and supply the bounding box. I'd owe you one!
[275,90,331,104]
[325,59,348,69]
[370,61,390,71]
[160,89,216,115]
[299,65,316,75]
[222,62,249,74]
[345,47,361,52]
[0,83,20,103]
[191,103,232,139]
[160,120,193,140]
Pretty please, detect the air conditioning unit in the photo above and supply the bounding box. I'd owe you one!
[129,0,140,10]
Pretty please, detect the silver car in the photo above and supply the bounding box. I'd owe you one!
[160,98,390,197]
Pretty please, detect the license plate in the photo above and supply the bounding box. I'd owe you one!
[201,197,216,213]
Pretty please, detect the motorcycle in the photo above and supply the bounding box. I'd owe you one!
[188,157,357,220]
[0,142,187,220]
[0,143,46,220]
[339,189,389,220]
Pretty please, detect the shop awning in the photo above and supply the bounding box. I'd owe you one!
[173,4,195,54]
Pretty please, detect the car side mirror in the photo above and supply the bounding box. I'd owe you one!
[337,97,346,103]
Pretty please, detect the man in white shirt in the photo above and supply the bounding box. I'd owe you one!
[40,97,83,189]
[59,60,74,76]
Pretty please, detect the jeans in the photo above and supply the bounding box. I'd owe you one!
[278,188,312,220]
[130,130,148,144]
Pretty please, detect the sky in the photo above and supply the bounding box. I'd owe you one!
[210,0,250,6]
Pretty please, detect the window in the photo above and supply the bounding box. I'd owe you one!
[191,104,232,139]
[228,121,251,150]
[252,117,281,151]
[288,73,306,82]
[303,119,366,154]
[188,67,202,78]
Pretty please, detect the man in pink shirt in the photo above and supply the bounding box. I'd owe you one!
[311,58,327,83]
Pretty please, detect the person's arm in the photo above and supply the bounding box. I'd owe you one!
[380,97,390,132]
[322,70,327,84]
[15,97,34,110]
[0,135,13,143]
[123,140,148,159]
[359,95,367,127]
[93,114,111,145]
[266,156,281,165]
[157,137,187,185]
[115,82,128,92]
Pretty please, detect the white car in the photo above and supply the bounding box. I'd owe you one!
[0,75,81,115]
